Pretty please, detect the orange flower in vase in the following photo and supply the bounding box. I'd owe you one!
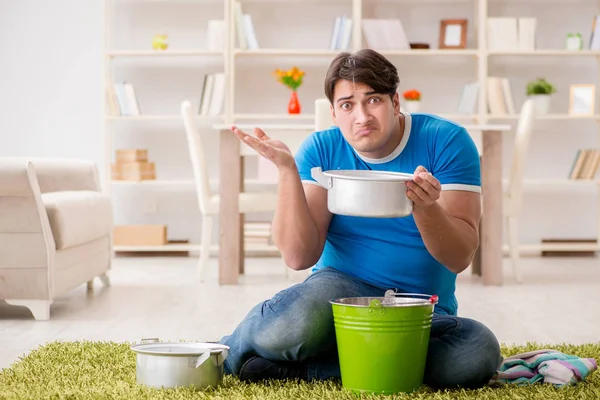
[274,67,305,114]
[402,89,421,113]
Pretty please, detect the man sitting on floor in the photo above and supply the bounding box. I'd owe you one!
[220,48,502,389]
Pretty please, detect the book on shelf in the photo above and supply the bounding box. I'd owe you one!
[362,19,410,50]
[589,15,600,50]
[106,83,119,116]
[234,0,258,50]
[198,72,226,116]
[487,17,536,51]
[329,16,352,50]
[108,82,140,116]
[458,82,479,114]
[569,149,600,180]
[487,77,516,115]
[206,20,225,52]
[456,78,515,115]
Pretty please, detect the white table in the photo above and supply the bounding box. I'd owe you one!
[213,123,512,286]
[213,124,312,285]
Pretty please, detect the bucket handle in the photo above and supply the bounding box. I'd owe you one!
[384,290,439,304]
[368,299,386,315]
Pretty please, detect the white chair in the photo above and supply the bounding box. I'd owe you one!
[503,99,536,283]
[181,101,279,281]
[314,98,334,131]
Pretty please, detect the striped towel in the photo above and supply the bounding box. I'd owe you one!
[489,349,597,387]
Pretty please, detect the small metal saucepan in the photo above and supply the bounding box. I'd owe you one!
[130,338,229,391]
[311,167,414,218]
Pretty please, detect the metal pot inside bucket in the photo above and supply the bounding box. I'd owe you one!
[130,338,229,391]
[311,167,414,218]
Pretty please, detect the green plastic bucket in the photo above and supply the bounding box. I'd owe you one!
[330,292,438,395]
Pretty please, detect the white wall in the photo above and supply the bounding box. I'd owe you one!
[0,0,104,167]
[1,0,598,247]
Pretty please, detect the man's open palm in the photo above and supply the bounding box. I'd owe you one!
[231,126,295,169]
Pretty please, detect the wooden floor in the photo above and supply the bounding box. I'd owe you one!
[1,255,599,369]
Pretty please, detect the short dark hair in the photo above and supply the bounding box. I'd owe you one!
[324,49,400,105]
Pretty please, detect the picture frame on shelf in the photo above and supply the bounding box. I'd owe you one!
[569,84,596,116]
[439,19,467,49]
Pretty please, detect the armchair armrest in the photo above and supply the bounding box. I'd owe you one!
[0,158,55,280]
[28,158,101,193]
[0,158,38,196]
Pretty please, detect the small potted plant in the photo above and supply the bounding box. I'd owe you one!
[402,89,421,113]
[273,66,305,114]
[526,77,556,114]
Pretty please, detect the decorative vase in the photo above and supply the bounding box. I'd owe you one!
[404,100,420,113]
[529,94,551,114]
[288,91,301,114]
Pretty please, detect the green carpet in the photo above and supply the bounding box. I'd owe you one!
[0,341,598,399]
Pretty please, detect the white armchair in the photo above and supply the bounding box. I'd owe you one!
[0,158,113,320]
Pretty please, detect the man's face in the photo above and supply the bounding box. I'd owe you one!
[330,79,400,158]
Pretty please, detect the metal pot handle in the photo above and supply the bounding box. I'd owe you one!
[191,351,212,368]
[191,348,229,368]
[216,349,229,366]
[311,167,332,189]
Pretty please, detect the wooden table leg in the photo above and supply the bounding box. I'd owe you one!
[219,129,240,285]
[471,219,482,276]
[481,130,503,286]
[239,160,245,275]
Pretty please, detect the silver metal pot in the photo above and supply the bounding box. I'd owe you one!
[311,167,414,218]
[130,338,229,391]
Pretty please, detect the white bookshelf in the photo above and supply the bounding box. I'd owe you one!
[380,50,479,56]
[488,50,600,57]
[113,243,279,256]
[104,0,600,254]
[109,178,277,187]
[489,114,600,120]
[107,50,224,57]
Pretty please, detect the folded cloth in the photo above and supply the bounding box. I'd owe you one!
[489,349,597,387]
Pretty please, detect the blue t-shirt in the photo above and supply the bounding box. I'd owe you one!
[294,113,481,315]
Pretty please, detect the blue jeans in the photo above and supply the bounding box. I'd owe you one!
[220,267,502,389]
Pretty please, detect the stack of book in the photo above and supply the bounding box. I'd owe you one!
[107,82,140,116]
[199,72,226,116]
[456,77,516,115]
[569,149,600,180]
[233,0,259,50]
[361,19,410,50]
[329,16,352,50]
[487,17,536,51]
[112,149,156,181]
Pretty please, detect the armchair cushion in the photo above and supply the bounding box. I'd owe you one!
[42,191,112,250]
